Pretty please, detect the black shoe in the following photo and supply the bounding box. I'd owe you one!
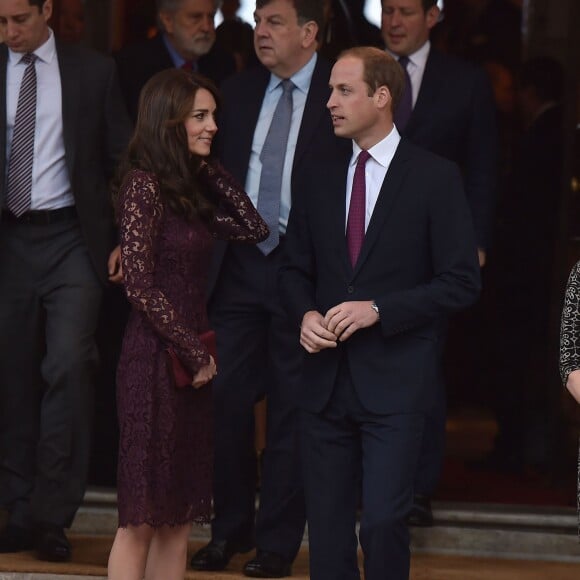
[36,526,71,562]
[0,524,34,553]
[243,551,291,578]
[190,539,253,571]
[407,494,434,527]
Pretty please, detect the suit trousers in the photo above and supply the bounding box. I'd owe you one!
[413,324,447,497]
[301,358,424,580]
[0,217,102,528]
[208,242,306,561]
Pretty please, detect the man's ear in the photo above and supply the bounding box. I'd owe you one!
[158,11,175,35]
[425,6,440,31]
[43,0,54,21]
[301,21,319,49]
[374,85,392,110]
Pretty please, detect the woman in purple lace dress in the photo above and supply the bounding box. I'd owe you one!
[560,261,580,536]
[107,69,268,580]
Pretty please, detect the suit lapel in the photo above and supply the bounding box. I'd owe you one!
[324,158,352,275]
[152,34,176,70]
[56,42,80,182]
[405,49,441,136]
[229,68,269,184]
[351,139,411,277]
[0,46,8,204]
[241,68,269,163]
[293,57,331,169]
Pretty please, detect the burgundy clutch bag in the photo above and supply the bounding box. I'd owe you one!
[166,330,217,389]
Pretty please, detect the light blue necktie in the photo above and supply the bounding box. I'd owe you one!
[257,79,295,255]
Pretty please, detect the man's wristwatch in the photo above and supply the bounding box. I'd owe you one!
[371,301,380,320]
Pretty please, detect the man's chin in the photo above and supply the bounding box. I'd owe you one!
[190,42,214,59]
[333,126,351,139]
[257,53,275,69]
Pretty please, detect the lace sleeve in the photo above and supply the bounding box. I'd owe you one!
[560,260,580,385]
[119,170,210,373]
[199,160,269,242]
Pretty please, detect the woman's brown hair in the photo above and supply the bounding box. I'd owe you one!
[113,68,220,222]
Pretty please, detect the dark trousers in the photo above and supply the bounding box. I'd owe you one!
[302,360,424,580]
[208,243,305,562]
[0,219,101,529]
[413,325,446,497]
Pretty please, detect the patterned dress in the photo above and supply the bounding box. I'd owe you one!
[115,163,268,528]
[559,260,580,536]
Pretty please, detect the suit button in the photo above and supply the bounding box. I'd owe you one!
[347,285,354,294]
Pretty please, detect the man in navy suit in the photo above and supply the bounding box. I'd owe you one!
[381,0,498,524]
[114,0,236,122]
[279,46,480,580]
[189,0,350,577]
[0,0,131,562]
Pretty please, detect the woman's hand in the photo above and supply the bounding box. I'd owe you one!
[566,369,580,404]
[192,356,217,389]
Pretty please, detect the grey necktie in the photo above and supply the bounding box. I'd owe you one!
[6,53,38,217]
[257,79,295,255]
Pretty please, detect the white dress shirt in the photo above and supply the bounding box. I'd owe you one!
[5,30,74,210]
[345,126,401,232]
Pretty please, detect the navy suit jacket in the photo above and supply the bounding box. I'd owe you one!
[208,55,351,295]
[0,42,132,284]
[114,34,236,122]
[402,48,498,250]
[279,139,481,415]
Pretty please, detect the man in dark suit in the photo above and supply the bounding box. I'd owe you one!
[381,0,498,524]
[114,0,236,121]
[189,0,350,577]
[0,0,131,562]
[278,46,481,580]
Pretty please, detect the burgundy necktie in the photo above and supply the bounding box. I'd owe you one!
[346,150,371,267]
[394,56,412,131]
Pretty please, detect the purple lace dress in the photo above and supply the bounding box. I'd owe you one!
[115,163,268,528]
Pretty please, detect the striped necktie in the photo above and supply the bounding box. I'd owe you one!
[6,53,38,217]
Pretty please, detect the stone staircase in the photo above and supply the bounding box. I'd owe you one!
[1,489,577,579]
[72,488,580,562]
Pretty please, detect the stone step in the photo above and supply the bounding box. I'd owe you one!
[411,504,580,562]
[72,488,580,562]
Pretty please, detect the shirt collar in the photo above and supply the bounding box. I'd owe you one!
[387,39,430,69]
[350,125,401,169]
[266,52,318,96]
[162,32,189,68]
[8,27,56,66]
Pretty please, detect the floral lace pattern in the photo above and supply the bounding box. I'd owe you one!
[559,260,580,536]
[116,165,268,528]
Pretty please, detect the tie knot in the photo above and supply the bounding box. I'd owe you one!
[21,53,37,66]
[357,150,371,166]
[398,55,410,69]
[280,79,295,94]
